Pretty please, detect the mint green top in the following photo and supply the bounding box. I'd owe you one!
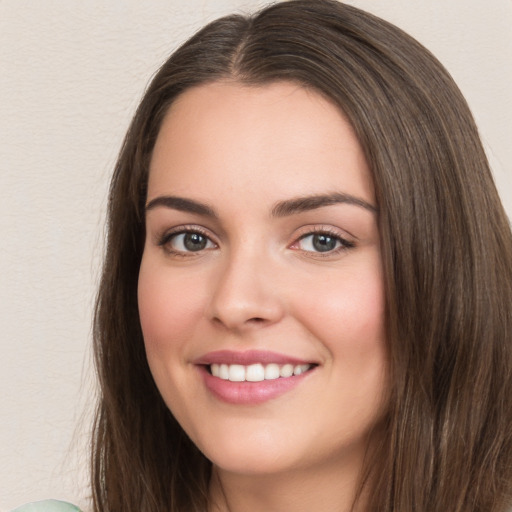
[11,500,80,512]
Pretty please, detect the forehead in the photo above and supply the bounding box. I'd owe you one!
[148,80,374,207]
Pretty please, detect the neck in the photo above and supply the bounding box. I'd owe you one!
[208,450,370,512]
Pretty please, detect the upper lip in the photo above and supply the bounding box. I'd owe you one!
[193,350,315,366]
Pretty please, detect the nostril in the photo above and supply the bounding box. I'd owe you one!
[248,317,265,323]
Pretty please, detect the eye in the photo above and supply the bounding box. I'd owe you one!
[295,232,354,254]
[159,230,216,254]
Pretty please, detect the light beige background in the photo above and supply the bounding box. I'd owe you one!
[1,1,510,510]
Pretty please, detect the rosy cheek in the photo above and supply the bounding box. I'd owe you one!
[137,264,205,353]
[298,268,385,352]
[138,268,174,349]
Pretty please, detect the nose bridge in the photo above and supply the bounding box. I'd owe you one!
[208,240,283,330]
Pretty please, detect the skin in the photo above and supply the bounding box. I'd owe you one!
[138,81,388,512]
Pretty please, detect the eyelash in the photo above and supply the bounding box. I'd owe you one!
[294,227,355,257]
[157,226,355,258]
[157,226,216,257]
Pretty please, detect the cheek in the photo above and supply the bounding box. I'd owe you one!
[137,258,204,358]
[304,266,388,421]
[293,256,388,415]
[297,262,386,351]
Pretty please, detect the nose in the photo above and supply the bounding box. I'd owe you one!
[207,250,285,332]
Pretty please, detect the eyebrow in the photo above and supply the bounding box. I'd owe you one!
[271,192,377,217]
[145,195,217,217]
[145,192,377,218]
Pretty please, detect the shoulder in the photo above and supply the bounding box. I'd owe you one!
[10,500,81,512]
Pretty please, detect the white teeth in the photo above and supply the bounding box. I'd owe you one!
[219,364,229,380]
[280,363,294,377]
[209,362,313,381]
[264,363,280,380]
[228,364,246,382]
[246,363,265,382]
[293,364,310,375]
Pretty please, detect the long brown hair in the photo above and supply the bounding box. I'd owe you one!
[92,1,512,510]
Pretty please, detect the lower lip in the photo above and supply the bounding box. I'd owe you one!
[198,366,313,405]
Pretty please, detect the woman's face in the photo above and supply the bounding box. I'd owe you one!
[138,81,388,478]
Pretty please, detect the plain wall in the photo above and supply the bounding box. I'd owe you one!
[1,1,510,510]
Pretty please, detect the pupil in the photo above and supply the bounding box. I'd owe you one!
[313,234,337,252]
[184,233,207,251]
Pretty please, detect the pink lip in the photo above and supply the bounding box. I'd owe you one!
[193,349,313,366]
[193,350,317,405]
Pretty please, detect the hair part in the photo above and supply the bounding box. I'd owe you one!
[92,1,512,510]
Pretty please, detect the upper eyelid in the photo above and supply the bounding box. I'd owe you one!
[297,231,349,243]
[292,224,357,242]
[159,224,213,237]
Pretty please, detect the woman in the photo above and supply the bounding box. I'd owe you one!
[93,0,512,511]
[18,0,511,510]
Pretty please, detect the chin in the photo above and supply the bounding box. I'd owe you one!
[208,449,307,478]
[191,423,299,475]
[191,417,373,480]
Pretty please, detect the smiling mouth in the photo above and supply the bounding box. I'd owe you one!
[208,362,316,382]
